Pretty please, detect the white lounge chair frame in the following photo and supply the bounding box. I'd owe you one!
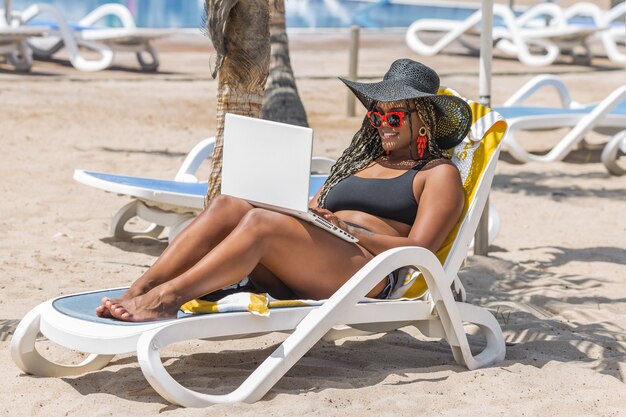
[0,5,47,71]
[601,129,626,176]
[74,137,217,242]
[600,2,625,65]
[558,1,625,65]
[74,136,338,242]
[499,74,626,166]
[15,3,178,71]
[405,3,600,67]
[11,124,507,407]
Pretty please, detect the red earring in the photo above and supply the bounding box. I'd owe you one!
[416,126,428,158]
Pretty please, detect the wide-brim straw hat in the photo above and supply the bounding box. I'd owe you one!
[339,59,472,149]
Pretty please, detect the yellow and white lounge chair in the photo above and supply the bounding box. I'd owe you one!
[10,91,508,407]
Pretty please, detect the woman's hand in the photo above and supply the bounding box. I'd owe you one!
[309,207,350,232]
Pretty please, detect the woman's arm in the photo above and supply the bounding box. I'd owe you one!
[316,164,464,256]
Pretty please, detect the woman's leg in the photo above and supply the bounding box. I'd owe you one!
[96,195,254,317]
[107,208,387,322]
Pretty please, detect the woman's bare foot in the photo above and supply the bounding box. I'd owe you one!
[95,282,156,318]
[107,287,181,322]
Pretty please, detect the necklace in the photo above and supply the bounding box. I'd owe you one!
[375,155,429,169]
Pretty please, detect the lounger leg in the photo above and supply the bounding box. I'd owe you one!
[136,44,159,72]
[8,41,33,72]
[10,305,115,377]
[601,130,626,176]
[452,302,506,369]
[110,200,165,240]
[425,298,505,370]
[420,267,505,371]
[168,216,195,242]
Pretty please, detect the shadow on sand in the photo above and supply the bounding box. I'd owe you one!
[53,331,460,408]
[101,236,168,257]
[462,254,626,382]
[492,170,625,200]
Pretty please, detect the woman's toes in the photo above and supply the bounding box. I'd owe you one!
[109,304,122,318]
[96,304,113,318]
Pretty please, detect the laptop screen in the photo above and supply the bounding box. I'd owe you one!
[221,113,314,212]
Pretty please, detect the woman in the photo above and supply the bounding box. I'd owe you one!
[96,59,472,322]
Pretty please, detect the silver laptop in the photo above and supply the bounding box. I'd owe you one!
[222,113,358,243]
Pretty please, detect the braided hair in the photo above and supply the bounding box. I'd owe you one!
[317,97,446,207]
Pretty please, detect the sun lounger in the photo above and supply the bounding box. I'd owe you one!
[0,6,47,71]
[495,75,626,168]
[14,3,180,71]
[10,96,508,407]
[73,137,336,242]
[405,3,600,66]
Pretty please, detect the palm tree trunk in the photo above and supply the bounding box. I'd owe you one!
[262,0,308,127]
[204,0,271,203]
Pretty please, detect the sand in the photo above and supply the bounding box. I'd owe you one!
[1,7,626,416]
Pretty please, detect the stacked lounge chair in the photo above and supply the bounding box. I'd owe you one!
[405,2,620,66]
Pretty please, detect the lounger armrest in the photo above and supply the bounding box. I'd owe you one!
[504,74,575,108]
[514,3,565,28]
[310,157,336,174]
[78,4,137,28]
[174,137,216,182]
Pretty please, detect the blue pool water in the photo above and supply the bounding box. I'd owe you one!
[10,0,478,29]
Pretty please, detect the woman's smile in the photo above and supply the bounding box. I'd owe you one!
[381,131,399,139]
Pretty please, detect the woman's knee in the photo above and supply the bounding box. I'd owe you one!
[237,208,289,237]
[203,195,252,219]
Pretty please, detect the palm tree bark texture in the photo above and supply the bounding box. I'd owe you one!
[262,0,309,128]
[204,0,271,204]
